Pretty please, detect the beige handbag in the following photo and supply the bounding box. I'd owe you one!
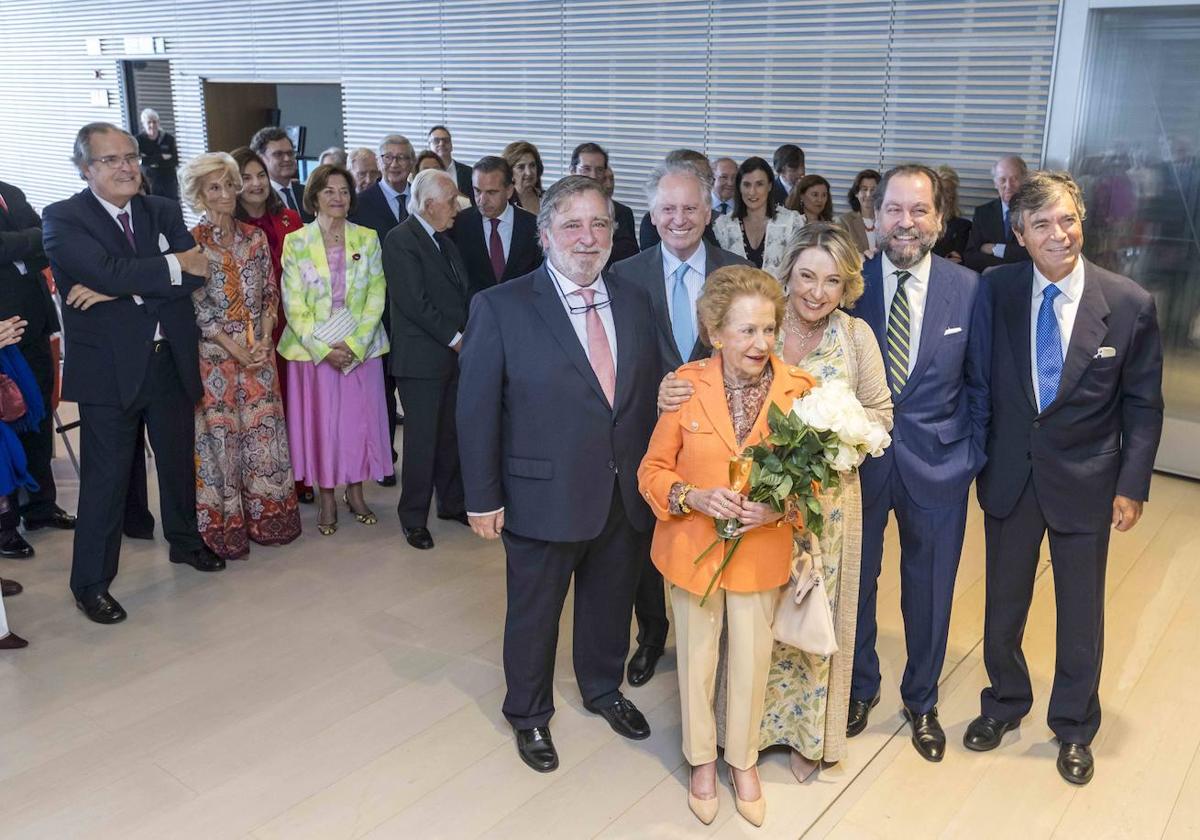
[773,534,839,656]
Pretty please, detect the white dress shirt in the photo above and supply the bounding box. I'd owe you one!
[994,200,1010,259]
[90,190,182,340]
[481,203,514,262]
[1030,257,1085,409]
[661,244,706,342]
[414,212,464,348]
[881,250,931,375]
[378,178,409,221]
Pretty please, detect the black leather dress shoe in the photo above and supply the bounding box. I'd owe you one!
[903,707,946,762]
[377,474,397,488]
[0,532,33,559]
[585,694,651,740]
[169,546,226,572]
[123,527,155,540]
[436,511,470,526]
[1057,742,1094,785]
[963,715,1019,752]
[404,526,434,550]
[0,632,28,649]
[846,694,880,737]
[76,591,127,624]
[515,726,559,773]
[626,644,664,687]
[1,578,23,597]
[23,508,77,531]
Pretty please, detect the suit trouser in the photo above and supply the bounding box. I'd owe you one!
[633,545,669,649]
[12,338,57,521]
[124,426,155,533]
[70,343,202,599]
[500,485,644,729]
[853,464,969,713]
[395,373,464,529]
[980,477,1109,745]
[670,584,776,770]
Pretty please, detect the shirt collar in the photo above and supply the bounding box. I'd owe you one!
[90,189,130,220]
[270,179,290,194]
[711,192,729,209]
[1032,256,1085,302]
[881,249,932,287]
[378,178,408,203]
[546,259,606,299]
[661,242,707,282]
[414,212,439,242]
[483,203,513,227]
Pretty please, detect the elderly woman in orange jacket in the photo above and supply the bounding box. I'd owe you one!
[638,266,815,828]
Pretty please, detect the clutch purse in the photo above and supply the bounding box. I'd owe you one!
[773,534,838,656]
[0,373,27,423]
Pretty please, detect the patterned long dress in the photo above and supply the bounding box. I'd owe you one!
[191,218,302,559]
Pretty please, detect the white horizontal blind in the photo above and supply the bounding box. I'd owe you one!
[0,0,1059,223]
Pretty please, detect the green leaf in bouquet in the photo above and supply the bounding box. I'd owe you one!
[806,496,822,513]
[777,475,793,498]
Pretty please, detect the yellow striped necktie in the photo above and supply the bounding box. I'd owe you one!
[886,270,912,396]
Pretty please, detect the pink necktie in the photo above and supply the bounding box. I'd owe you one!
[488,217,505,282]
[574,288,616,406]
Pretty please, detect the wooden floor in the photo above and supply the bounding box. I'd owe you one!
[2,447,1198,839]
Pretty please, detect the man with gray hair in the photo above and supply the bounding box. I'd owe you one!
[382,168,469,549]
[458,175,661,772]
[638,149,720,250]
[964,154,1031,271]
[135,107,179,200]
[347,147,381,193]
[967,170,1163,786]
[610,160,748,685]
[351,134,417,482]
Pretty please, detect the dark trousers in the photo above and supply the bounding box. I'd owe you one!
[500,485,645,729]
[632,543,668,649]
[70,343,201,599]
[853,464,969,713]
[981,477,1109,745]
[384,366,399,468]
[13,338,57,520]
[395,373,464,529]
[124,426,155,533]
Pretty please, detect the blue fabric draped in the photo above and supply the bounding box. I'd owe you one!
[0,422,37,497]
[0,344,45,435]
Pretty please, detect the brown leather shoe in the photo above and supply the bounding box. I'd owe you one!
[0,632,29,649]
[1,578,23,597]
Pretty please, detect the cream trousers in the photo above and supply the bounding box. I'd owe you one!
[670,584,776,770]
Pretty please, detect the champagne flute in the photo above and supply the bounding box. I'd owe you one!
[715,454,753,539]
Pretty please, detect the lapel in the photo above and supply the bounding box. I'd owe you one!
[129,196,159,257]
[302,222,331,292]
[609,273,638,413]
[506,211,533,276]
[695,352,740,454]
[859,255,887,351]
[530,266,610,407]
[81,190,135,255]
[1003,263,1038,411]
[645,245,678,363]
[898,260,953,401]
[1042,260,1110,417]
[412,217,463,294]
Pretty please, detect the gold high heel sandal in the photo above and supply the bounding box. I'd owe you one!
[342,491,378,525]
[317,499,338,536]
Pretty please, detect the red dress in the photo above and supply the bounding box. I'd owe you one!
[241,208,302,348]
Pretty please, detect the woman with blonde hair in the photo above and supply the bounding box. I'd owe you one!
[181,152,301,559]
[639,266,816,827]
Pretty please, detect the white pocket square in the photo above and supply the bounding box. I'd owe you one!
[158,233,170,253]
[943,327,962,336]
[1094,346,1116,359]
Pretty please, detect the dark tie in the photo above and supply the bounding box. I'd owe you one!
[395,193,408,223]
[886,270,912,396]
[434,231,463,289]
[718,202,729,216]
[488,217,506,283]
[1002,206,1011,242]
[281,186,297,212]
[117,211,136,250]
[1036,284,1064,412]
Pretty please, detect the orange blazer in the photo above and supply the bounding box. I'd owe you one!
[637,353,816,597]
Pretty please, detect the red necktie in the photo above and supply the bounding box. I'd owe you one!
[0,193,8,213]
[574,288,616,406]
[488,217,506,283]
[117,211,136,250]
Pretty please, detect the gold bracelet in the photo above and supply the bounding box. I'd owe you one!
[677,484,697,515]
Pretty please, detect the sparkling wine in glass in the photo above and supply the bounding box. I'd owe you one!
[716,454,753,539]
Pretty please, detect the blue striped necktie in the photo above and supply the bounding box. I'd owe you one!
[886,270,912,396]
[1036,283,1064,411]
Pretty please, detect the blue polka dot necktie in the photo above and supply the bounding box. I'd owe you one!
[1036,283,1064,411]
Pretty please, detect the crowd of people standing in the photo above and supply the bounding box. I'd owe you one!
[0,118,1164,828]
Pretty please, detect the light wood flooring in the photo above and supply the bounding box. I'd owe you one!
[1,445,1198,839]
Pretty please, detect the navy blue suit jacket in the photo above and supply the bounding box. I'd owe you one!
[43,189,204,408]
[457,265,658,542]
[856,253,991,509]
[977,259,1163,532]
[349,181,406,243]
[447,205,542,296]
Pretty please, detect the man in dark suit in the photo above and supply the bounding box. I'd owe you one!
[569,142,639,265]
[350,133,417,484]
[609,159,748,687]
[770,143,805,208]
[458,175,660,773]
[850,164,991,761]
[963,155,1030,272]
[382,169,469,550]
[42,123,225,624]
[712,156,738,217]
[427,125,475,206]
[250,126,313,222]
[447,156,541,296]
[637,149,720,252]
[0,179,76,558]
[965,171,1163,786]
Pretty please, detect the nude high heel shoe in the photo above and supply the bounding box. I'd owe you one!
[687,766,719,825]
[728,765,766,827]
[790,750,819,783]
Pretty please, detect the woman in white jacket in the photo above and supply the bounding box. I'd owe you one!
[714,156,805,281]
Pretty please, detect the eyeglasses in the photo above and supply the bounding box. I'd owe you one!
[93,153,141,170]
[267,150,296,160]
[381,154,413,165]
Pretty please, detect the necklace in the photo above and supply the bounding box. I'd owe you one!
[783,310,828,342]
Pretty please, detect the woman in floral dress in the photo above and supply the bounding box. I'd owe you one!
[181,152,301,560]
